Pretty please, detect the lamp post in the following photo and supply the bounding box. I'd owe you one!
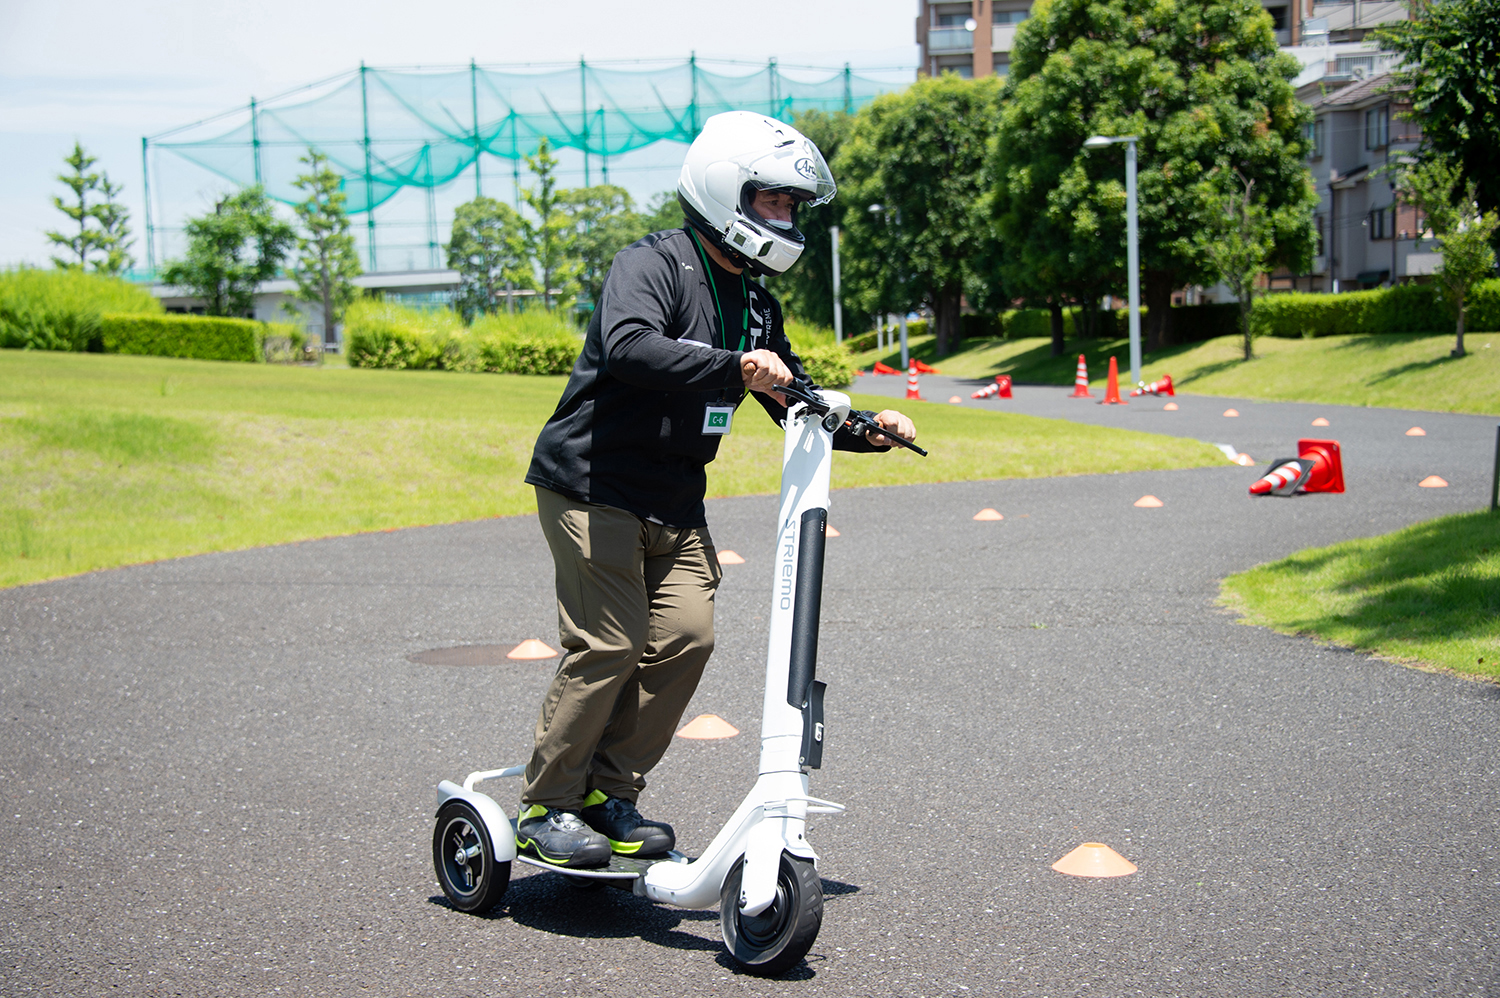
[1083,134,1141,386]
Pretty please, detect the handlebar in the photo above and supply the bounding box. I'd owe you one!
[779,380,929,458]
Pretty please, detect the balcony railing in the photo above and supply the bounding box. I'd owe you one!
[927,27,973,52]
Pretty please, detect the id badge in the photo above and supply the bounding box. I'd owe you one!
[702,405,735,435]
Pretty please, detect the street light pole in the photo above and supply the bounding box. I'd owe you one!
[1084,134,1141,386]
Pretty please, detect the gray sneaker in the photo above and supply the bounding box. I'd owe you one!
[515,805,611,868]
[578,790,675,856]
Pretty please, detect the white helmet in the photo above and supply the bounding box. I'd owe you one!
[676,111,836,276]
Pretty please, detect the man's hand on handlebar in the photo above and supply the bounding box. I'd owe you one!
[741,349,792,406]
[864,410,916,449]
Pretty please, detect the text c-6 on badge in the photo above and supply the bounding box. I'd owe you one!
[702,405,734,435]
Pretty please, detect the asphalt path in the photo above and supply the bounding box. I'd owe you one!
[2,385,1498,996]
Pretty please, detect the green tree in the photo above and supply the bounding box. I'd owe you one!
[640,190,686,234]
[45,142,133,275]
[287,149,361,343]
[773,109,858,331]
[1200,170,1275,360]
[1375,0,1500,222]
[992,0,1316,351]
[837,75,1004,355]
[160,186,294,317]
[521,137,579,312]
[447,196,532,320]
[562,184,643,312]
[1399,156,1500,357]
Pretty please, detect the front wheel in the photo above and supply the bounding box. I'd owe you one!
[433,800,510,913]
[719,852,823,976]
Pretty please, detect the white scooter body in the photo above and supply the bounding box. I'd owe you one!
[434,386,891,958]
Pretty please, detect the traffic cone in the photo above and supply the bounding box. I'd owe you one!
[913,359,939,374]
[873,360,899,375]
[1129,373,1174,397]
[905,362,923,401]
[1052,842,1137,878]
[1249,438,1344,496]
[1099,357,1126,405]
[507,639,559,660]
[996,375,1013,398]
[1069,355,1093,397]
[971,383,999,399]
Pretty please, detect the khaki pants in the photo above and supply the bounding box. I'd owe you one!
[522,487,722,809]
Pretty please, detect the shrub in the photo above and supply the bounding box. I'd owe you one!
[344,298,464,370]
[259,322,313,364]
[0,267,160,351]
[1468,278,1500,332]
[1250,286,1449,338]
[796,343,855,388]
[471,311,582,375]
[99,313,263,362]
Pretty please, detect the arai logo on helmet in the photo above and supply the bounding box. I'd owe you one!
[794,157,818,180]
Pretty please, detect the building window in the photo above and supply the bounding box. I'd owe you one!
[1365,106,1389,150]
[993,8,1029,23]
[935,11,970,26]
[1305,119,1325,160]
[1266,5,1288,29]
[1315,214,1325,256]
[1368,205,1392,240]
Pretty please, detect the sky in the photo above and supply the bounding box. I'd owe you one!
[0,0,920,270]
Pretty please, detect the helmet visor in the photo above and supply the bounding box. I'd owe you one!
[745,136,837,207]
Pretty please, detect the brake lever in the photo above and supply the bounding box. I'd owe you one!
[847,409,928,457]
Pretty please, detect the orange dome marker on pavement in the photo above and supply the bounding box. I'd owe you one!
[826,526,841,537]
[1406,427,1426,436]
[717,550,746,565]
[507,639,559,660]
[1419,475,1449,488]
[1052,842,1137,878]
[1163,402,1179,410]
[1133,495,1164,507]
[1312,417,1330,426]
[1234,453,1255,466]
[973,508,1004,520]
[949,396,963,404]
[676,713,739,739]
[1223,408,1240,417]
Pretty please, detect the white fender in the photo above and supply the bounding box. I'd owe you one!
[437,780,518,863]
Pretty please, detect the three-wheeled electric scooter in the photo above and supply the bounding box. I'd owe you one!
[432,380,926,975]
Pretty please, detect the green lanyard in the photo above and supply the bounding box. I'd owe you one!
[688,229,750,351]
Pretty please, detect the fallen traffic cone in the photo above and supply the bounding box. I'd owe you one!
[1099,357,1127,405]
[1130,373,1174,397]
[1069,355,1093,398]
[1052,842,1137,878]
[973,508,1004,520]
[913,359,939,374]
[971,382,999,399]
[717,549,746,564]
[676,714,739,739]
[905,362,923,401]
[873,360,899,375]
[1249,438,1345,496]
[996,375,1013,398]
[507,639,559,660]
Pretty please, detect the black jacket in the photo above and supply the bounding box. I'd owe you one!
[525,226,881,527]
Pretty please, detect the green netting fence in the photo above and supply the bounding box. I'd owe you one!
[144,58,908,274]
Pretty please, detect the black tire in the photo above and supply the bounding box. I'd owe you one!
[433,800,510,913]
[719,852,823,976]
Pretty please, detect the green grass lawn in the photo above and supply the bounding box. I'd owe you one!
[854,330,1500,415]
[1220,511,1500,680]
[0,349,1224,588]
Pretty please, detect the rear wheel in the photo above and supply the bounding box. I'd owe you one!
[719,852,822,976]
[433,801,510,913]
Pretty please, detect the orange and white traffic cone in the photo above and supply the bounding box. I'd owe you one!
[905,361,923,401]
[971,382,999,399]
[1099,356,1127,405]
[996,375,1013,398]
[1130,373,1174,397]
[1069,355,1093,398]
[1249,438,1345,496]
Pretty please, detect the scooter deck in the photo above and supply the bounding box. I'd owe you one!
[509,819,691,879]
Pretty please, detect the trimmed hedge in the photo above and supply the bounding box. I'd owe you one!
[100,313,264,362]
[344,299,582,375]
[1250,284,1449,338]
[0,268,161,351]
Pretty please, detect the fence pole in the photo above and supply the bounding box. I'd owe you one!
[141,137,154,274]
[360,62,376,271]
[1492,425,1499,513]
[470,59,483,199]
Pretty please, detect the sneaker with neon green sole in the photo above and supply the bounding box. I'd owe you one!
[578,791,675,856]
[515,805,611,868]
